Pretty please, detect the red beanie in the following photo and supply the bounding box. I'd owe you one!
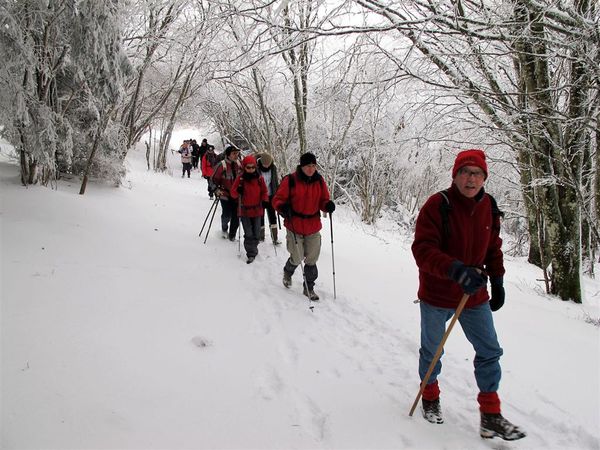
[242,155,256,167]
[452,149,488,179]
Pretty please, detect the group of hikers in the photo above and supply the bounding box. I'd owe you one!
[176,138,215,178]
[181,140,335,301]
[177,141,526,442]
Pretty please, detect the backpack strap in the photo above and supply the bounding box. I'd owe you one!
[487,193,504,232]
[438,190,503,246]
[438,190,452,246]
[286,172,321,218]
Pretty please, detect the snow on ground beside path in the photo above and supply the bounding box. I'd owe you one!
[1,144,599,450]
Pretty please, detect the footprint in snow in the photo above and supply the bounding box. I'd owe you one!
[191,336,213,348]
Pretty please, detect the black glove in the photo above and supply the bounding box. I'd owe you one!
[448,261,487,295]
[279,203,292,219]
[262,200,270,209]
[237,184,244,195]
[325,200,336,213]
[489,277,505,311]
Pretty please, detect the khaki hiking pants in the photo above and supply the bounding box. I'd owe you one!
[286,230,321,266]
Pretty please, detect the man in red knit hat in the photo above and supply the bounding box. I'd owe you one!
[411,149,526,441]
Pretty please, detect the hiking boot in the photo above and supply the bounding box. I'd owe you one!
[221,230,228,239]
[303,286,320,301]
[480,413,526,441]
[422,398,443,424]
[283,271,292,288]
[246,256,255,264]
[228,235,236,242]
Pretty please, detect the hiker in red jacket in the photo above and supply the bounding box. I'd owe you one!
[411,149,525,441]
[231,155,269,264]
[272,152,335,301]
[202,145,218,198]
[211,146,241,241]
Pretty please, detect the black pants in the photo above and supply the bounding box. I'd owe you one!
[241,216,261,258]
[220,198,239,239]
[260,196,278,239]
[182,162,192,177]
[192,156,200,169]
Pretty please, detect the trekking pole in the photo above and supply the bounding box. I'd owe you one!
[329,213,336,300]
[237,195,242,256]
[203,196,220,244]
[199,197,219,237]
[408,293,470,417]
[291,230,313,312]
[277,213,281,230]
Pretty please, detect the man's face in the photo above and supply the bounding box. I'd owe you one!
[301,163,317,177]
[453,165,485,198]
[228,151,240,161]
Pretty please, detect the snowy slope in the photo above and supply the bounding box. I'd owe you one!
[1,144,599,450]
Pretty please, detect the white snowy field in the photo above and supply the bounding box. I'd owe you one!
[1,143,599,450]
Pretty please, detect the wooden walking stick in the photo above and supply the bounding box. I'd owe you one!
[409,293,470,417]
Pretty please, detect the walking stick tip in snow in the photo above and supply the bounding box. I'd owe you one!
[408,293,470,417]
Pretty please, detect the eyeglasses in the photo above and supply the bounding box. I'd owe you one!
[245,165,256,170]
[458,167,485,179]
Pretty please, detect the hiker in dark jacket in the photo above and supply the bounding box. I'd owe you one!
[272,152,335,301]
[211,146,242,240]
[411,149,525,441]
[231,155,269,264]
[256,152,281,244]
[198,138,209,170]
[191,139,201,170]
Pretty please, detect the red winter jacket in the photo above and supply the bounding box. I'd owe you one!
[411,184,504,309]
[231,173,269,218]
[272,169,330,236]
[211,158,241,199]
[201,151,218,178]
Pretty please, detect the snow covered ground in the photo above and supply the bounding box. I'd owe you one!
[1,141,599,450]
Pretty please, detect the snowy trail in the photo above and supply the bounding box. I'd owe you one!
[1,150,598,450]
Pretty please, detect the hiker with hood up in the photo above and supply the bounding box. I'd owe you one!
[411,149,526,441]
[231,155,269,264]
[272,152,335,301]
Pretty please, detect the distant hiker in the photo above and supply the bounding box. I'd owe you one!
[272,152,335,301]
[256,152,281,244]
[178,140,192,178]
[191,139,201,170]
[411,149,526,441]
[211,146,242,240]
[231,155,269,264]
[202,145,218,198]
[198,138,209,170]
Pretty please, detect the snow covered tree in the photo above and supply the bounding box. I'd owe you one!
[0,0,131,188]
[341,0,599,303]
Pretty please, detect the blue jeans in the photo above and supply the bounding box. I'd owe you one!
[419,301,503,393]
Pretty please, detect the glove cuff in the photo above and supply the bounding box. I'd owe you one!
[448,260,464,279]
[490,276,504,287]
